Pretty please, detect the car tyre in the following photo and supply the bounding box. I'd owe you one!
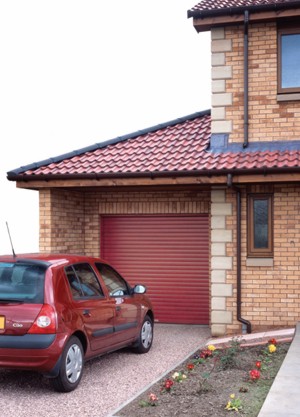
[133,315,153,354]
[51,336,84,392]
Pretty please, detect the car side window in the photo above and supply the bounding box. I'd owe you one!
[65,263,104,298]
[95,263,130,297]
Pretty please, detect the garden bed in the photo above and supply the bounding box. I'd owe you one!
[116,338,290,417]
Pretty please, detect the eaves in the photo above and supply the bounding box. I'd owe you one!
[9,166,300,191]
[188,1,300,19]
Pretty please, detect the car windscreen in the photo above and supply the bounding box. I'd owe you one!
[0,262,45,303]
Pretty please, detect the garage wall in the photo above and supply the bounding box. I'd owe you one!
[84,189,210,256]
[39,189,85,253]
[39,188,210,256]
[39,187,211,325]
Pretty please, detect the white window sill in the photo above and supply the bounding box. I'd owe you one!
[246,258,274,267]
[277,93,300,102]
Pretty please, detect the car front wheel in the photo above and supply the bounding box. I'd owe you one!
[134,315,153,354]
[51,336,84,392]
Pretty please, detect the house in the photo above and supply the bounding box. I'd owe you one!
[7,0,300,336]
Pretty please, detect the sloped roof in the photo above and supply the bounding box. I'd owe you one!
[188,0,300,18]
[7,109,300,182]
[7,111,211,179]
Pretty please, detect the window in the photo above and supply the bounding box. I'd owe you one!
[65,263,104,298]
[95,263,130,297]
[0,263,45,303]
[278,26,300,94]
[247,194,273,257]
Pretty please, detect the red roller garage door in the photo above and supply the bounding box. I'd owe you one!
[101,216,209,324]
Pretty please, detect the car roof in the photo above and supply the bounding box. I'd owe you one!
[0,253,105,267]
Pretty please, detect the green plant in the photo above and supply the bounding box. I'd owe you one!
[198,354,219,393]
[198,370,213,393]
[225,393,243,412]
[218,337,243,370]
[192,353,206,365]
[260,340,278,363]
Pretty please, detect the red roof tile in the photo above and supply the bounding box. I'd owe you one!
[7,109,300,181]
[188,0,300,17]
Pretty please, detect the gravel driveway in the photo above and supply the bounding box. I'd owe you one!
[0,324,210,417]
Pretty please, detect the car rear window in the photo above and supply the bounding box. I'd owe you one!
[0,262,45,303]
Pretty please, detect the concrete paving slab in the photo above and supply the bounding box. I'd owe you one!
[207,327,295,346]
[258,323,299,417]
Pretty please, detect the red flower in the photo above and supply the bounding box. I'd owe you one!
[200,349,212,359]
[163,379,174,391]
[249,369,261,381]
[268,338,277,345]
[187,363,195,371]
[255,361,262,369]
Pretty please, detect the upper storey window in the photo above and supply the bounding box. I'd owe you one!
[278,26,300,94]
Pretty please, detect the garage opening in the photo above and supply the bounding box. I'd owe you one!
[101,216,209,324]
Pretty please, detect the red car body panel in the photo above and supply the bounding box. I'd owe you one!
[0,253,154,376]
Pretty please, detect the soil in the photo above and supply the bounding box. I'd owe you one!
[116,339,290,417]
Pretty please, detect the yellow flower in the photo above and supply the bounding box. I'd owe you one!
[225,401,231,410]
[207,344,216,351]
[182,374,187,379]
[268,344,277,353]
[172,372,179,379]
[230,393,235,399]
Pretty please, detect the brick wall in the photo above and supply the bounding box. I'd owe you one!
[40,184,300,334]
[225,184,300,334]
[39,189,85,253]
[212,23,300,143]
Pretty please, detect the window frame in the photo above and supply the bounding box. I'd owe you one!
[278,25,300,94]
[247,194,273,258]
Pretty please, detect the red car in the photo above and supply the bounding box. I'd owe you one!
[0,253,154,392]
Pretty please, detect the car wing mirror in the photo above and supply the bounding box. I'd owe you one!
[133,284,147,294]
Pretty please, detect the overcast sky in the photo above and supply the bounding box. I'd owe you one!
[0,0,211,254]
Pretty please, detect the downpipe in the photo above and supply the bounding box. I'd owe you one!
[243,10,249,149]
[227,174,252,334]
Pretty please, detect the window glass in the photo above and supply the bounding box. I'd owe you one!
[253,199,269,249]
[65,263,104,298]
[281,33,300,89]
[65,266,83,298]
[95,263,129,297]
[0,263,45,303]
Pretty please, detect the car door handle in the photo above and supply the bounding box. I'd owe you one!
[83,309,91,317]
[116,306,121,312]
